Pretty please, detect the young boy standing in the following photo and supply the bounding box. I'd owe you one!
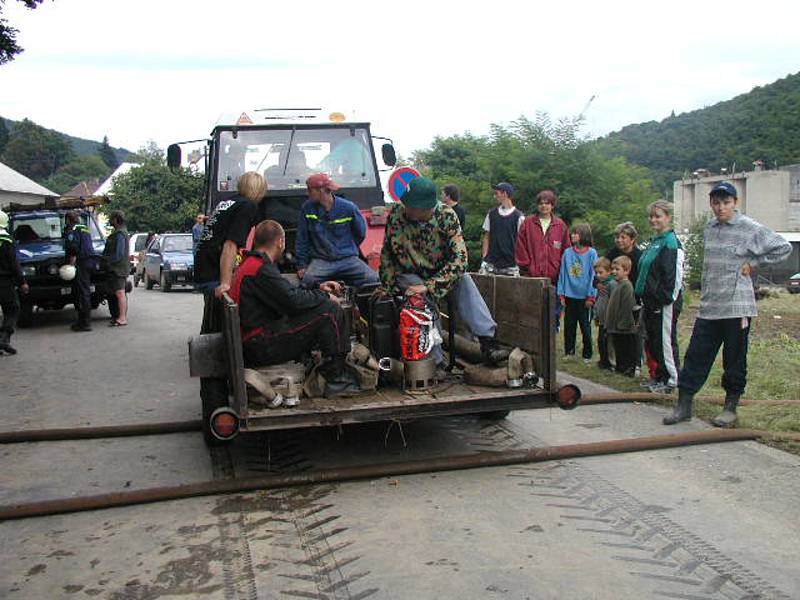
[664,182,792,426]
[593,257,616,370]
[606,256,638,376]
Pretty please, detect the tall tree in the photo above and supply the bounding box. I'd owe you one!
[0,116,8,155]
[97,135,119,170]
[0,0,46,65]
[414,113,658,263]
[108,142,204,232]
[42,155,111,194]
[0,117,74,181]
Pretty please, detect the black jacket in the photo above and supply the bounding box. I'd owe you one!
[0,233,25,286]
[238,253,328,332]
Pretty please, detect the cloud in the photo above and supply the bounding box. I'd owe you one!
[2,0,798,156]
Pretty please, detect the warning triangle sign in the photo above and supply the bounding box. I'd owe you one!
[236,112,254,125]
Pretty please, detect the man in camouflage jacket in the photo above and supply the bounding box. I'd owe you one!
[379,177,508,365]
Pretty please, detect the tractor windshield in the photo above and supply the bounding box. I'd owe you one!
[216,127,377,193]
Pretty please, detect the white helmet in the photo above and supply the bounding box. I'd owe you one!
[58,264,76,281]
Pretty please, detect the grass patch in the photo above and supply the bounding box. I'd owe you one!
[556,289,800,441]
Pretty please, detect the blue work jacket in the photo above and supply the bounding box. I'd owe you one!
[296,196,367,267]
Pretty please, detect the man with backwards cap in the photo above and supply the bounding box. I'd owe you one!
[663,181,791,428]
[379,176,509,366]
[296,173,379,289]
[0,209,29,354]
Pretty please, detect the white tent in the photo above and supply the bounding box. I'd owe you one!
[0,161,58,208]
[94,162,140,196]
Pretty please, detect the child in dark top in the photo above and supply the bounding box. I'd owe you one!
[557,223,597,362]
[606,256,637,376]
[593,257,616,370]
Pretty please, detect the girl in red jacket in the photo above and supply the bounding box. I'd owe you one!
[515,189,571,324]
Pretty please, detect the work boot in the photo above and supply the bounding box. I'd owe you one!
[663,389,693,425]
[711,394,740,428]
[0,332,14,354]
[478,336,510,366]
[71,322,92,332]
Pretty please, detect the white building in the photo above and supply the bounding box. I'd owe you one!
[674,164,800,282]
[0,160,58,208]
[94,162,140,196]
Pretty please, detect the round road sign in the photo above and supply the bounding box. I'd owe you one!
[387,167,421,202]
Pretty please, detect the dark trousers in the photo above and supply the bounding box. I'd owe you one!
[611,333,637,376]
[564,297,592,359]
[642,304,681,387]
[73,263,92,326]
[679,317,750,397]
[201,291,224,334]
[0,280,20,342]
[242,300,348,376]
[597,324,611,367]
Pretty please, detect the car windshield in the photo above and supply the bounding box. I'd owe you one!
[217,127,377,192]
[10,212,102,242]
[162,236,193,252]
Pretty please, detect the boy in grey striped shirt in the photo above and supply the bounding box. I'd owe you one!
[663,182,792,427]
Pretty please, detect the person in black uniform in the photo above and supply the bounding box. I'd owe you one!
[64,211,97,332]
[230,220,359,397]
[0,209,29,354]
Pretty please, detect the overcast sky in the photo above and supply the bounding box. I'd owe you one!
[1,0,799,157]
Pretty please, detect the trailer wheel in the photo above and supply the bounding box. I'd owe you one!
[478,410,510,420]
[201,377,231,447]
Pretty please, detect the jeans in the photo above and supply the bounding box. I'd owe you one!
[302,256,379,289]
[396,273,497,364]
[678,317,750,397]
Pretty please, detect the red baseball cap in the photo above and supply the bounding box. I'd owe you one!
[306,173,340,191]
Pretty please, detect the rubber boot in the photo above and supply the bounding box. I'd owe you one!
[711,394,740,428]
[478,336,510,366]
[663,389,693,425]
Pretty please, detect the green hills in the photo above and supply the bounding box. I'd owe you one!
[596,71,800,192]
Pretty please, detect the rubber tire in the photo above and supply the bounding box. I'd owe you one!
[145,272,155,290]
[18,301,34,328]
[478,410,510,420]
[201,377,231,447]
[160,271,171,293]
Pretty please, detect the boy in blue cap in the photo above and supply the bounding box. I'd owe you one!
[664,182,791,427]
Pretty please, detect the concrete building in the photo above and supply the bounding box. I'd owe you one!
[674,164,800,282]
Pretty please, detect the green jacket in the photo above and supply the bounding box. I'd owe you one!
[103,226,130,277]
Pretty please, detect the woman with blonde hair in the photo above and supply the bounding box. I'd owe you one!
[195,171,267,330]
[634,200,684,394]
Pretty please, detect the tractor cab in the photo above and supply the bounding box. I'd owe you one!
[168,108,397,271]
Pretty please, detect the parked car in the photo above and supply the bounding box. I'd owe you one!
[143,233,194,292]
[128,232,149,277]
[787,273,800,294]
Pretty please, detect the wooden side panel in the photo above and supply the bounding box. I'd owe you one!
[470,274,553,385]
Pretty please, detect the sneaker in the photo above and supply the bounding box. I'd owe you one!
[640,378,657,388]
[0,343,17,355]
[562,354,575,362]
[582,358,592,365]
[596,361,613,370]
[648,382,674,394]
[70,323,92,332]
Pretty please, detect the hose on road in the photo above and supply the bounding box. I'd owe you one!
[0,420,201,444]
[0,428,758,521]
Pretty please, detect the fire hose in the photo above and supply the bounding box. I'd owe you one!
[0,429,759,521]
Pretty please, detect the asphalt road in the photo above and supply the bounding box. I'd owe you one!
[1,285,798,599]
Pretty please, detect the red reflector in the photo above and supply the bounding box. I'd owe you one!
[212,413,238,438]
[556,384,581,410]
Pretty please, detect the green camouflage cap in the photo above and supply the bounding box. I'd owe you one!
[401,177,438,209]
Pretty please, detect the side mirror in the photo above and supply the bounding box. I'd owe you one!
[381,143,397,167]
[167,144,182,171]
